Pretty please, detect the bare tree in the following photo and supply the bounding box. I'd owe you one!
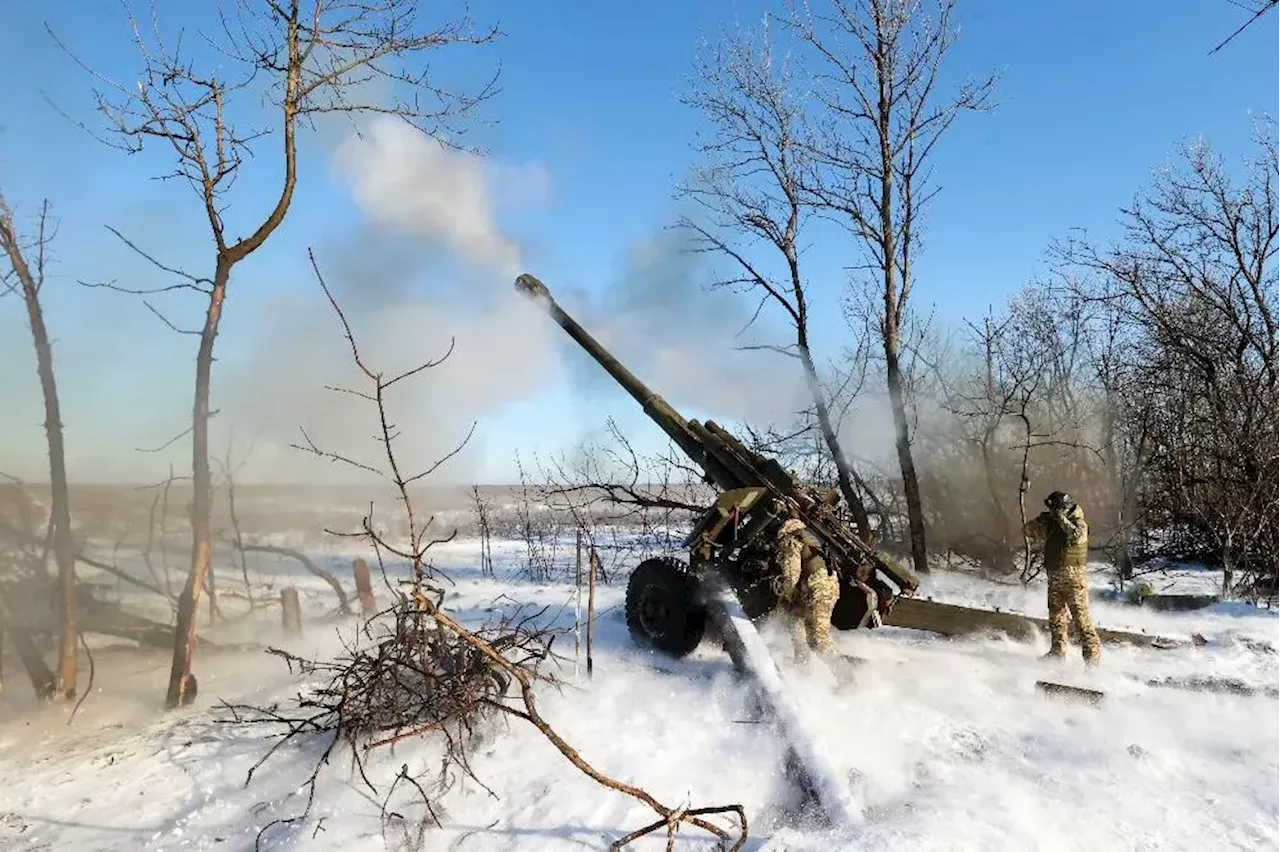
[535,417,714,580]
[0,193,79,701]
[915,279,1110,583]
[926,311,1021,572]
[1060,122,1279,599]
[54,0,500,707]
[1085,299,1153,584]
[791,0,997,575]
[468,484,495,577]
[677,15,877,542]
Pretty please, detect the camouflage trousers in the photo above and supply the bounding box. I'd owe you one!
[777,555,839,660]
[1046,564,1101,663]
[787,565,840,660]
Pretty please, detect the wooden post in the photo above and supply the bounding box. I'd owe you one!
[353,557,376,616]
[574,529,583,679]
[281,587,302,638]
[587,545,598,679]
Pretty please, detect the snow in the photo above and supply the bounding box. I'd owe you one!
[0,531,1276,851]
[700,575,864,830]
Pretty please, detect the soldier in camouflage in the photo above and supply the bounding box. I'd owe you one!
[772,487,848,661]
[773,515,840,660]
[1023,490,1101,664]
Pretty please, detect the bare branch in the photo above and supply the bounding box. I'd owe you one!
[1209,0,1278,54]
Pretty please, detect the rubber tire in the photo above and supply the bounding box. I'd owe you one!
[625,557,707,658]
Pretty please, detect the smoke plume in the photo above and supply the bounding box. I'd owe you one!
[554,229,812,434]
[215,116,560,485]
[2,114,815,488]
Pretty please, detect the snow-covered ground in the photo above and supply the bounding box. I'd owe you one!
[0,532,1275,851]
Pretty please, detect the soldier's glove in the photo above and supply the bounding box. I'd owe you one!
[771,574,793,603]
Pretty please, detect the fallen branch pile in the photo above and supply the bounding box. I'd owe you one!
[414,587,748,851]
[219,590,560,845]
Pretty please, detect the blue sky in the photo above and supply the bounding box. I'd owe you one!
[0,0,1275,486]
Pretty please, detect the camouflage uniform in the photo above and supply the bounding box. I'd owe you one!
[1024,498,1101,664]
[774,517,840,659]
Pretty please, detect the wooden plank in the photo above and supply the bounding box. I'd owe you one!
[884,597,1039,641]
[1036,680,1105,706]
[1139,593,1219,612]
[1145,675,1278,698]
[883,597,1189,649]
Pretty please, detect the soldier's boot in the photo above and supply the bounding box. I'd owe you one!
[1043,628,1069,659]
[1079,624,1102,663]
[1042,627,1069,660]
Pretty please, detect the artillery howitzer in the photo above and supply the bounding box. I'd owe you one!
[514,271,1198,830]
[514,273,919,659]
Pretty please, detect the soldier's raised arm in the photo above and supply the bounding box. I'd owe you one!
[1044,503,1081,535]
[1055,505,1087,545]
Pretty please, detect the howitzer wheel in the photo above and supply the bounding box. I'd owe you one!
[625,557,707,657]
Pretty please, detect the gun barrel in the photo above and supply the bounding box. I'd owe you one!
[515,272,918,595]
[515,274,737,486]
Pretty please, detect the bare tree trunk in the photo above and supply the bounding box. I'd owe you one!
[61,0,500,709]
[4,627,56,700]
[166,266,227,708]
[800,349,874,543]
[875,32,929,575]
[0,591,56,700]
[31,295,78,702]
[0,197,78,700]
[794,0,994,574]
[978,329,1011,563]
[1221,535,1235,598]
[1016,412,1036,584]
[204,563,219,625]
[885,346,928,572]
[1117,485,1140,583]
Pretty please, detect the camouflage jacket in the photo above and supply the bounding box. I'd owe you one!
[1023,504,1088,571]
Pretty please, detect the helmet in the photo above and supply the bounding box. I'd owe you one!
[1045,490,1073,511]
